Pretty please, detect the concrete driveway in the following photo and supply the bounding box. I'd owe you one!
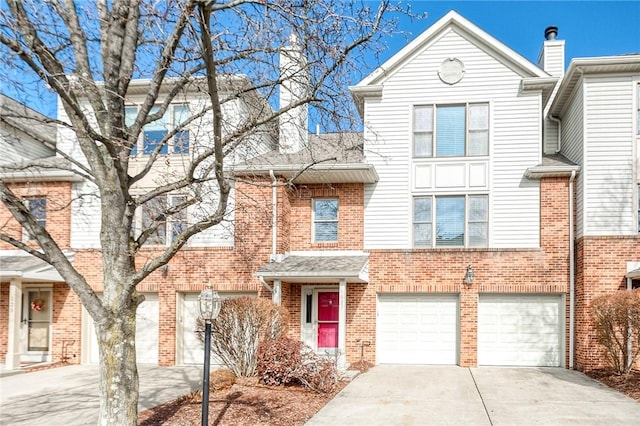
[306,366,640,426]
[0,364,202,425]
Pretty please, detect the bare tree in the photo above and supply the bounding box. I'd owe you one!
[0,0,413,424]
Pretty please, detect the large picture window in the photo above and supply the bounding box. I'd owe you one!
[414,103,489,157]
[313,199,338,242]
[413,195,488,247]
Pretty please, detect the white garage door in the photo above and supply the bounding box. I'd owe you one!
[179,292,257,365]
[89,293,159,364]
[478,294,563,367]
[377,294,458,365]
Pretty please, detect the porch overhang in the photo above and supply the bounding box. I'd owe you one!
[255,252,369,284]
[0,251,72,283]
[626,268,640,280]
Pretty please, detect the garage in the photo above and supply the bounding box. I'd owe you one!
[377,293,458,365]
[87,293,159,364]
[178,292,257,365]
[478,294,563,367]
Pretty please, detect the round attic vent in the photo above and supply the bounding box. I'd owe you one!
[438,58,465,85]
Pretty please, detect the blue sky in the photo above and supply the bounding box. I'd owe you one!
[3,1,639,117]
[380,1,640,68]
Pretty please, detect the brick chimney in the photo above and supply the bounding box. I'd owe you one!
[538,26,565,77]
[279,34,308,154]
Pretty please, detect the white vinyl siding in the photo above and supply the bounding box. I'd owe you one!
[364,28,541,249]
[583,76,636,235]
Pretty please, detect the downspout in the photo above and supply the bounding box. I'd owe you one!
[569,170,576,369]
[549,115,562,153]
[269,169,277,260]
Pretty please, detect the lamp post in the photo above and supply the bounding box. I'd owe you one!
[198,285,221,426]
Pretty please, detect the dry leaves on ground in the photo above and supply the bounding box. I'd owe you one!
[138,377,347,426]
[586,369,640,403]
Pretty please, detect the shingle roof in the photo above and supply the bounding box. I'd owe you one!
[256,253,369,283]
[0,94,56,146]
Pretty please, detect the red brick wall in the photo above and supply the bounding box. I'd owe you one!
[51,283,82,364]
[575,235,640,371]
[287,183,364,251]
[352,177,572,367]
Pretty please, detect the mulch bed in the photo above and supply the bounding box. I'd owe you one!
[138,378,348,426]
[585,369,640,403]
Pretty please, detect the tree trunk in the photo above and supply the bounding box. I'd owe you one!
[96,306,139,426]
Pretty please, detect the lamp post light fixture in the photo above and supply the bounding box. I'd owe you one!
[198,284,221,426]
[464,264,475,286]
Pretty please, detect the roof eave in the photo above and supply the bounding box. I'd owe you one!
[524,165,581,179]
[232,163,379,184]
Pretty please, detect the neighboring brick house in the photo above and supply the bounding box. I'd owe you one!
[1,10,638,372]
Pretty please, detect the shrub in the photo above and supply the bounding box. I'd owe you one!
[591,290,640,375]
[256,337,338,393]
[209,369,236,392]
[256,336,304,386]
[198,297,288,377]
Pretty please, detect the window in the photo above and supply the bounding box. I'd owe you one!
[140,195,188,246]
[313,199,338,242]
[413,195,488,247]
[413,103,489,157]
[23,197,46,241]
[127,104,190,156]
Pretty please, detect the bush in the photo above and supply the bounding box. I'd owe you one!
[209,369,236,392]
[256,337,338,393]
[198,297,288,377]
[591,290,640,375]
[256,336,304,386]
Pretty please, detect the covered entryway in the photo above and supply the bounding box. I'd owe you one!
[86,293,159,364]
[177,292,257,365]
[377,294,459,365]
[478,294,563,367]
[256,251,370,369]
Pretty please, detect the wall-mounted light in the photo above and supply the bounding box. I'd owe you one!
[464,264,474,286]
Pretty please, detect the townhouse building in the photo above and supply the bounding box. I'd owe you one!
[1,10,638,373]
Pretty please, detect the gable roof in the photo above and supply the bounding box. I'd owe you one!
[350,10,551,116]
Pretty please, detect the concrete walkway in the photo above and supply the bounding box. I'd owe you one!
[0,364,202,425]
[306,366,640,426]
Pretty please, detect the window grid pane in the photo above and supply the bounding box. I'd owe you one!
[435,196,465,246]
[414,106,433,157]
[436,106,465,157]
[413,197,432,246]
[143,107,168,155]
[142,197,167,245]
[173,105,190,154]
[468,195,488,247]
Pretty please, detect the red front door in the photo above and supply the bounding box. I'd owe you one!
[317,291,339,349]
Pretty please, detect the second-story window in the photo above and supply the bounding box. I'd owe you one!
[23,197,46,241]
[413,103,489,158]
[313,199,338,242]
[126,104,190,156]
[413,195,488,248]
[140,195,188,246]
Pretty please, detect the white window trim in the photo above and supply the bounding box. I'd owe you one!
[412,102,490,159]
[412,194,489,248]
[22,197,46,242]
[136,194,189,247]
[312,198,339,243]
[126,103,190,156]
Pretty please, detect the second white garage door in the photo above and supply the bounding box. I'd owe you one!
[178,292,257,365]
[377,294,458,365]
[478,294,563,367]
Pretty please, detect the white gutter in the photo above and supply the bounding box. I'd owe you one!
[549,115,562,152]
[269,169,277,261]
[569,169,576,369]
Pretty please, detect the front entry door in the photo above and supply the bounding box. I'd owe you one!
[301,288,339,353]
[21,289,52,363]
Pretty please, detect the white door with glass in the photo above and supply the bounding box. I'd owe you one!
[301,288,340,353]
[21,289,53,363]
